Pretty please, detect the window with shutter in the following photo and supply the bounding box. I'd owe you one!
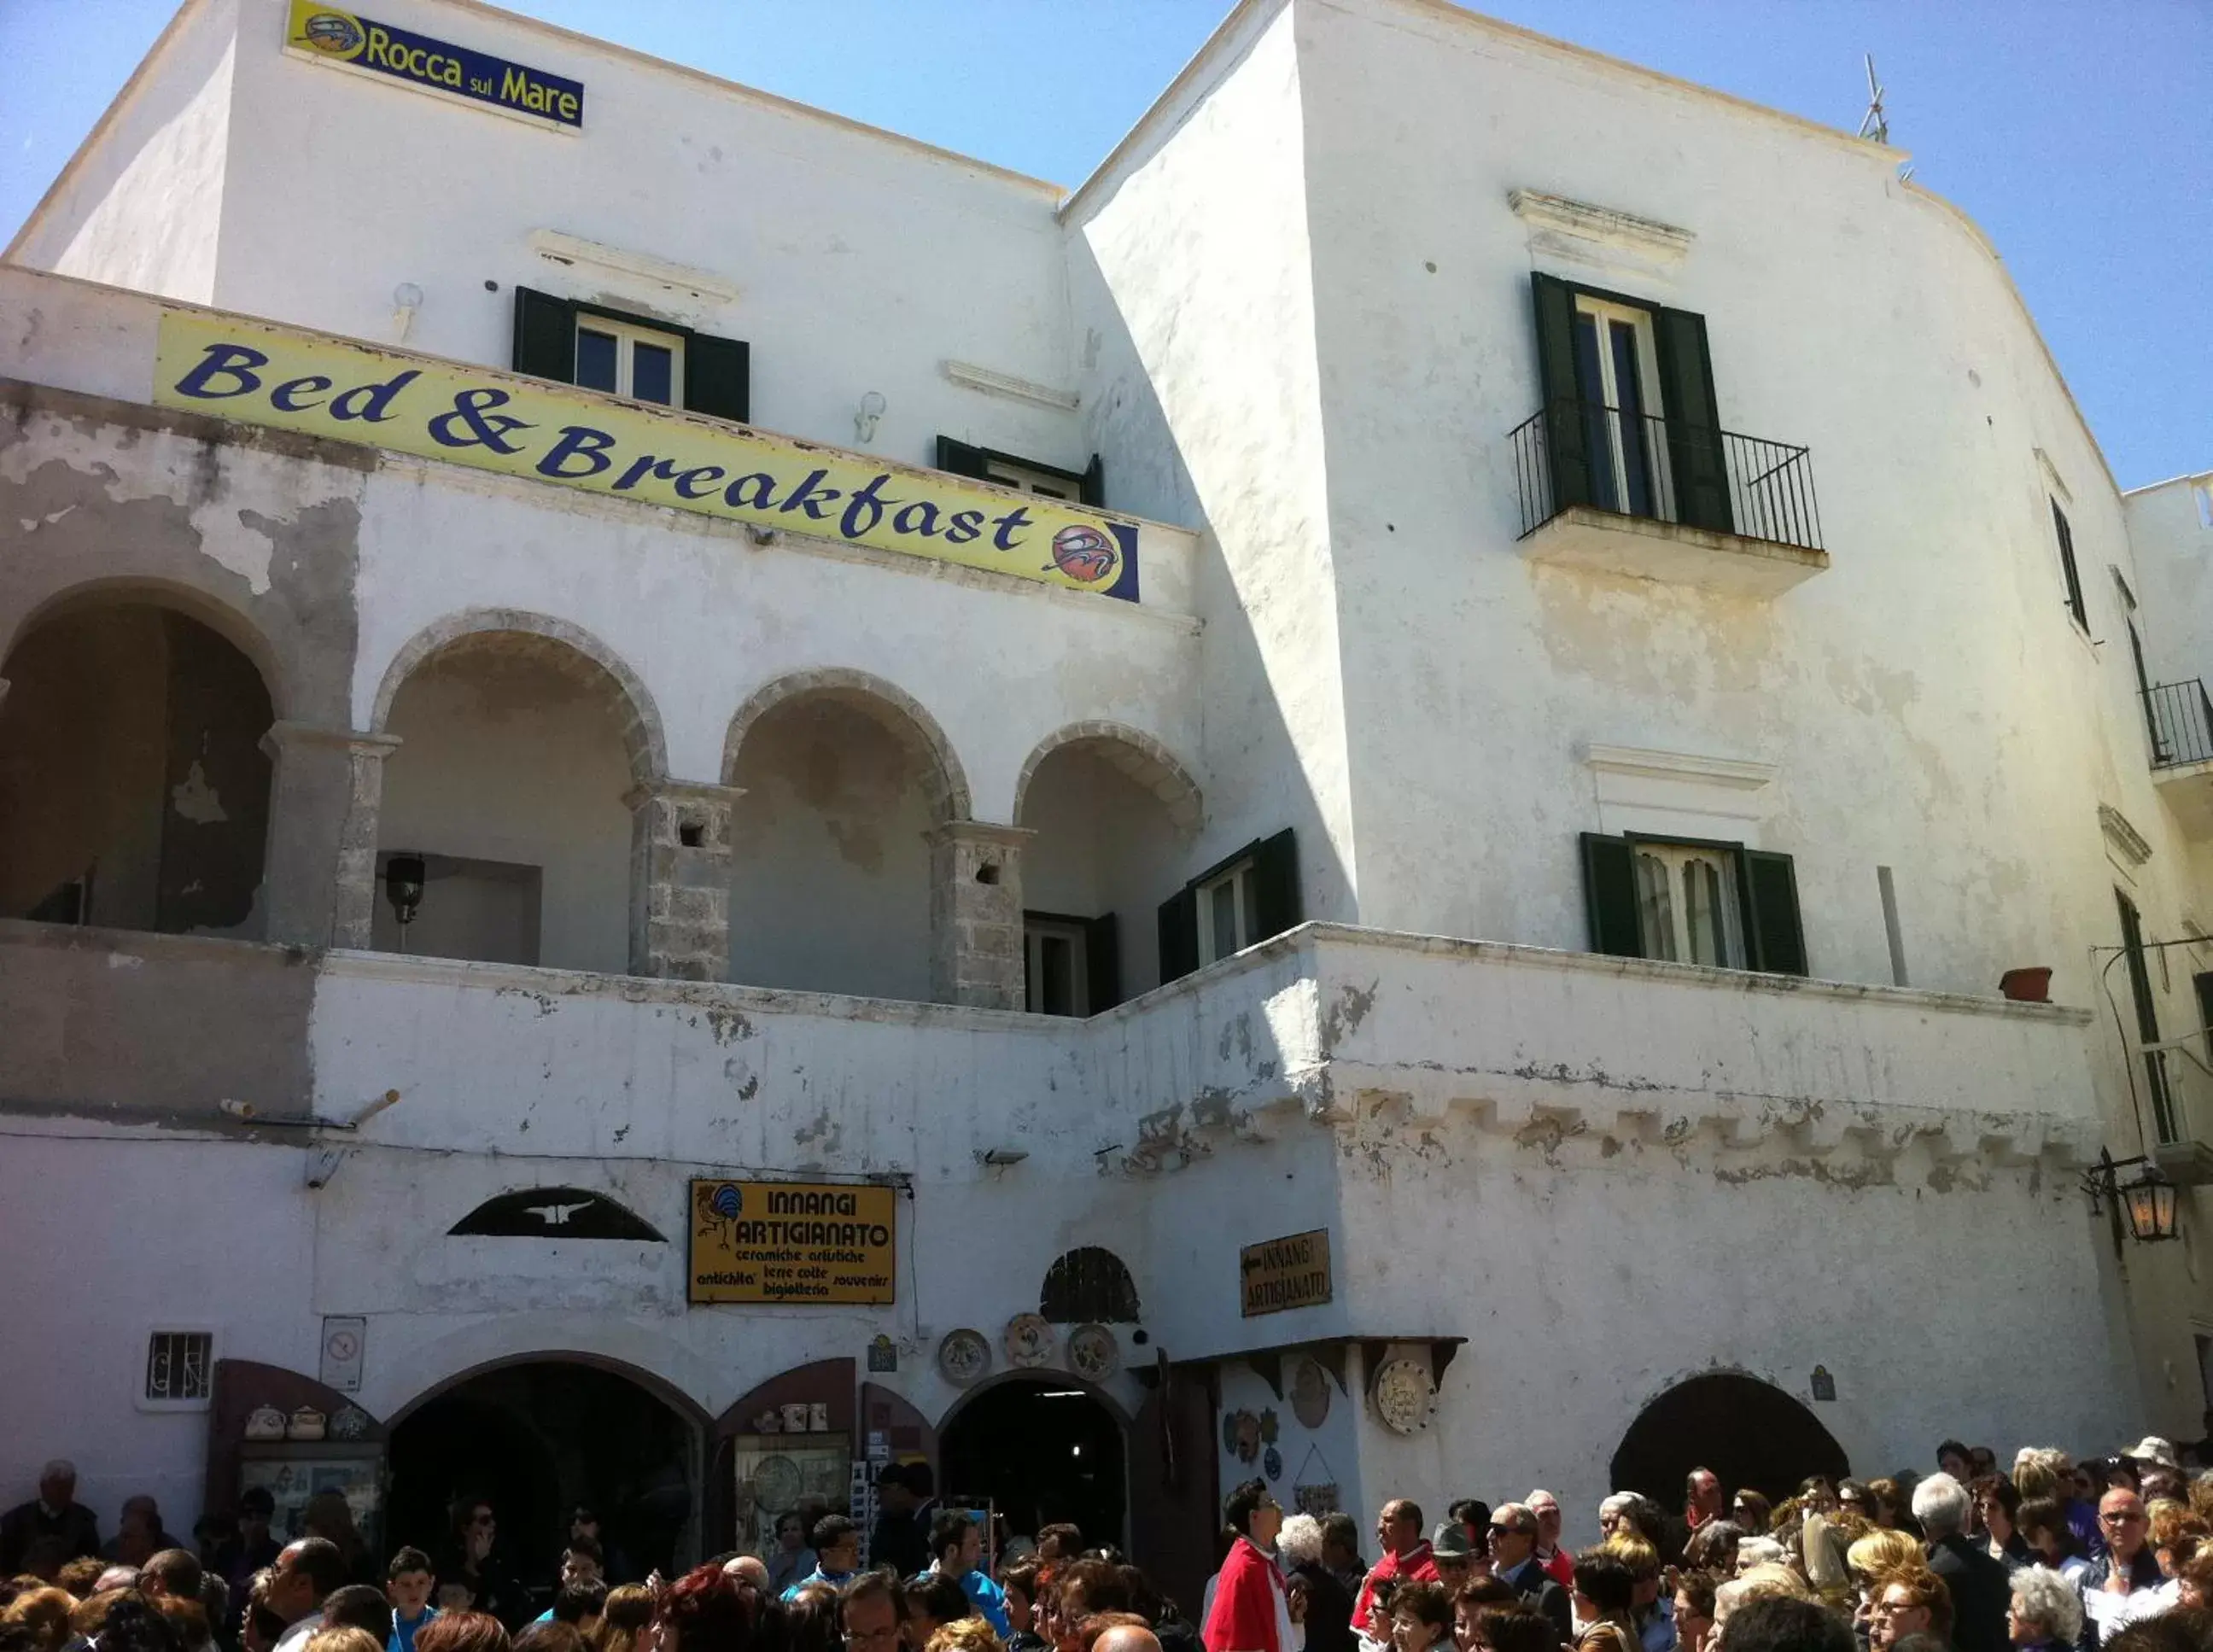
[1530,274,1731,533]
[1156,829,1299,981]
[510,287,748,421]
[2052,499,2087,630]
[934,436,1095,503]
[1580,832,1806,977]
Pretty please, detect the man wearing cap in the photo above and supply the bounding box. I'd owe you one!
[1431,1523,1483,1592]
[1352,1501,1438,1637]
[0,1461,101,1574]
[2128,1438,2185,1503]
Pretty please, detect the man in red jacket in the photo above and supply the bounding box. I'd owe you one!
[1352,1500,1438,1636]
[1204,1480,1291,1652]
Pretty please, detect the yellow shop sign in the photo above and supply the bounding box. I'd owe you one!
[153,310,1143,601]
[689,1180,897,1305]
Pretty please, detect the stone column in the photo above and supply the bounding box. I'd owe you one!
[259,722,402,949]
[927,820,1034,1010]
[628,780,742,981]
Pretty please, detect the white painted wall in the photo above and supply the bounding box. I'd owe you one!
[2128,476,2213,687]
[1066,4,1359,921]
[1019,744,1191,1000]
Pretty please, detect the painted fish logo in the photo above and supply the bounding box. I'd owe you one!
[709,1183,743,1219]
[299,10,367,57]
[1046,523,1118,586]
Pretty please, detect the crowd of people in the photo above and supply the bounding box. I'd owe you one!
[5,1434,2213,1652]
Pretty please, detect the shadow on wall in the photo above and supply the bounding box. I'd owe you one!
[1064,225,1352,938]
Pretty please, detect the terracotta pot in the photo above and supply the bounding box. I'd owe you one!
[1999,966,2053,1003]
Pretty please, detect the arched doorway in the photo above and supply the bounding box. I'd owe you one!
[1609,1373,1849,1503]
[939,1377,1127,1550]
[386,1359,702,1601]
[0,595,274,933]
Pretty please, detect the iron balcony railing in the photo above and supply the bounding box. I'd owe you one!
[2145,679,2213,769]
[1509,397,1824,553]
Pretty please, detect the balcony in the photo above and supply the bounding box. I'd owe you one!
[2144,680,2213,835]
[2145,1043,2213,1187]
[1509,399,1828,595]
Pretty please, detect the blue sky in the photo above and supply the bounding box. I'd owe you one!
[3,1,2207,487]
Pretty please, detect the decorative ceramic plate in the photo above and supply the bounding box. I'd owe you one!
[1004,1312,1056,1368]
[753,1455,803,1512]
[938,1328,991,1386]
[1371,1357,1434,1435]
[1291,1357,1332,1428]
[1264,1445,1283,1481]
[330,1405,370,1441]
[1068,1323,1118,1381]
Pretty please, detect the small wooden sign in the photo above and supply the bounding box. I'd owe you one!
[1241,1228,1333,1317]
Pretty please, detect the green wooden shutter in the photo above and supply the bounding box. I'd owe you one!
[1080,453,1105,507]
[1085,912,1122,1011]
[1581,832,1643,957]
[1533,273,1593,512]
[937,436,990,478]
[512,288,578,382]
[682,331,750,423]
[1249,828,1302,943]
[1157,887,1198,983]
[1652,306,1734,534]
[1739,849,1807,976]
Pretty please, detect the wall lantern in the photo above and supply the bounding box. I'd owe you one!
[384,853,426,931]
[2082,1148,2181,1245]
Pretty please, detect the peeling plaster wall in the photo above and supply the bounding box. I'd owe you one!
[727,698,933,1001]
[1066,2,1359,919]
[6,0,239,304]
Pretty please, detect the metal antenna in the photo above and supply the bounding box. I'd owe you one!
[1859,54,1889,144]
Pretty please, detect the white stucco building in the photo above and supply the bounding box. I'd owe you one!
[3,0,2210,1603]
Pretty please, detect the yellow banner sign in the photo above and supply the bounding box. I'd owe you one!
[689,1179,897,1305]
[152,310,1142,601]
[1241,1228,1332,1317]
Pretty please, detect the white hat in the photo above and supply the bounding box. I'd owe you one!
[2128,1436,2180,1469]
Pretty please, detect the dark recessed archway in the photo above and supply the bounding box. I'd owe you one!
[939,1376,1127,1550]
[1039,1246,1141,1322]
[386,1359,699,1603]
[1610,1373,1848,1504]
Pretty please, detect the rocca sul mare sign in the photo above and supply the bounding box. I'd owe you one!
[285,3,585,128]
[152,311,1143,601]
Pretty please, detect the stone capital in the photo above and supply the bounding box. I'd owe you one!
[260,721,404,762]
[925,820,1036,851]
[622,779,746,811]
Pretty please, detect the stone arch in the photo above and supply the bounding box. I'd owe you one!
[368,609,669,785]
[386,1348,713,1433]
[721,668,972,823]
[3,575,292,722]
[1013,722,1201,832]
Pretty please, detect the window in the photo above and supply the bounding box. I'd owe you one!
[936,437,1103,507]
[1023,911,1119,1016]
[1631,840,1745,967]
[1533,272,1731,534]
[2117,574,2169,760]
[2117,890,2177,1141]
[511,288,750,423]
[572,315,683,406]
[142,1330,213,1409]
[1581,832,1806,976]
[1157,829,1300,983]
[1570,293,1665,519]
[2052,499,2087,630]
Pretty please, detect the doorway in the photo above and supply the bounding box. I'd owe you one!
[385,1361,700,1602]
[938,1378,1127,1550]
[1609,1373,1848,1503]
